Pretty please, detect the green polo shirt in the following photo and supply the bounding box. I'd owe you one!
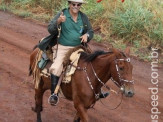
[58,9,83,46]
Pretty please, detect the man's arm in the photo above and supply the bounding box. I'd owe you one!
[48,12,61,35]
[81,13,94,42]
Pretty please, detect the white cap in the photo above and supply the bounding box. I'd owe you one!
[68,0,87,4]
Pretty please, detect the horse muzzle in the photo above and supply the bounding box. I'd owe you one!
[125,90,134,97]
[120,86,135,97]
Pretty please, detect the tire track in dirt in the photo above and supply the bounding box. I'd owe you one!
[0,26,35,53]
[0,40,28,78]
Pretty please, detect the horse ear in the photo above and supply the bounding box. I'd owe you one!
[124,46,130,56]
[112,48,121,58]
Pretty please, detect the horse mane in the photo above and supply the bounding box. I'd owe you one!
[80,50,110,62]
[80,48,127,62]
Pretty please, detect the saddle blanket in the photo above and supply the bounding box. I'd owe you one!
[62,48,84,83]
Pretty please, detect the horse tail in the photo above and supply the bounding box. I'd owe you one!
[29,44,38,76]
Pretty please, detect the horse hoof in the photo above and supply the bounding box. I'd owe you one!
[31,107,37,112]
[74,118,80,122]
[37,119,42,122]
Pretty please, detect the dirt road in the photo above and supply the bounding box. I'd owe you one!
[0,11,163,122]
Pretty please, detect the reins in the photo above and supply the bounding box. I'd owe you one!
[90,63,110,91]
[90,62,125,110]
[53,26,61,59]
[99,92,123,110]
[90,62,124,110]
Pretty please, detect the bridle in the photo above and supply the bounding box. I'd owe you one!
[72,55,134,109]
[90,57,134,110]
[110,58,134,92]
[74,56,134,99]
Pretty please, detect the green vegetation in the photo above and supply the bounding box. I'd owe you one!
[109,0,163,45]
[0,0,163,62]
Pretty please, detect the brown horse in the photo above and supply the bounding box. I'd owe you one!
[29,46,134,122]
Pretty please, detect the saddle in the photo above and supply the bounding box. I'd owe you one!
[34,42,109,89]
[37,45,87,83]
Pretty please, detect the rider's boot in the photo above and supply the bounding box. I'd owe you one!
[48,74,59,106]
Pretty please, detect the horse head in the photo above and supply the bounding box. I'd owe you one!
[110,47,134,97]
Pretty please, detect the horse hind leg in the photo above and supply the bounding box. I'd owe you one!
[32,81,45,122]
[31,89,44,122]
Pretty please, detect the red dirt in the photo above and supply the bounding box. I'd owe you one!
[0,11,163,122]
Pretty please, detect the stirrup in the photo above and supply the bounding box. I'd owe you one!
[48,93,59,106]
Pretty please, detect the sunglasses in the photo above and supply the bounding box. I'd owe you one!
[71,3,82,7]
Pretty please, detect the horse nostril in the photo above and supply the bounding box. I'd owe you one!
[127,91,134,97]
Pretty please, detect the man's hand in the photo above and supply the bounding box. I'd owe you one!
[80,34,89,43]
[57,12,66,24]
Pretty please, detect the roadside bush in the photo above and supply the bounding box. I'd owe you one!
[108,0,163,46]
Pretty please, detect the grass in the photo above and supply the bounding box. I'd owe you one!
[94,34,103,43]
[0,2,9,11]
[0,0,162,62]
[108,0,163,45]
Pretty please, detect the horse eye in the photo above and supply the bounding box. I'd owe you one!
[119,67,123,71]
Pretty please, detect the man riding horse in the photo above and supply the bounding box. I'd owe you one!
[37,0,109,106]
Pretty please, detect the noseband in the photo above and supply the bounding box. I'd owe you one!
[111,58,134,92]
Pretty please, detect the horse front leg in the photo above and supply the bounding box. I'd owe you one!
[74,104,88,122]
[32,88,45,122]
[74,112,81,122]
